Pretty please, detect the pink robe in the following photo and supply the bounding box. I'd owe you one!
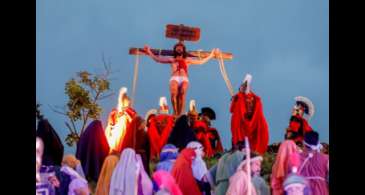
[271,140,299,195]
[226,170,257,195]
[299,151,329,195]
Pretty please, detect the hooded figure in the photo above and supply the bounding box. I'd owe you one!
[186,142,208,181]
[225,153,262,195]
[167,115,197,151]
[230,74,269,154]
[36,137,44,182]
[171,148,202,195]
[271,140,300,195]
[298,131,329,195]
[186,141,212,195]
[76,120,110,182]
[156,144,179,173]
[36,119,64,166]
[60,165,90,195]
[62,155,86,180]
[120,116,151,174]
[152,170,183,195]
[283,174,310,195]
[147,98,175,160]
[36,137,59,195]
[109,148,153,195]
[209,142,246,195]
[105,87,137,153]
[95,155,120,195]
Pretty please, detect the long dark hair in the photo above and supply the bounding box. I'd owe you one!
[168,115,197,150]
[173,42,187,58]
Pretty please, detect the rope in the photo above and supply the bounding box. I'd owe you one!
[131,50,139,107]
[217,52,234,96]
[298,153,313,174]
[245,137,252,195]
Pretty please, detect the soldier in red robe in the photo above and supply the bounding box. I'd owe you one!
[285,96,314,145]
[188,100,224,158]
[105,87,137,153]
[230,74,269,154]
[146,97,175,161]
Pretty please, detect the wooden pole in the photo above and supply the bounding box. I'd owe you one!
[245,136,252,195]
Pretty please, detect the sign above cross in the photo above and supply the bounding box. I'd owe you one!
[129,24,233,60]
[165,24,201,42]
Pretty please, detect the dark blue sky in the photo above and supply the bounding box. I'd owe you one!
[37,0,328,154]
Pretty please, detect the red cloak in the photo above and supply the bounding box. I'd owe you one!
[120,116,150,173]
[230,92,269,154]
[147,114,175,160]
[105,107,137,153]
[207,127,224,155]
[171,148,202,195]
[192,120,224,157]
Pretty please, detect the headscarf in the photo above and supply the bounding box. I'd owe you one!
[156,144,179,172]
[36,137,44,182]
[283,174,309,190]
[62,154,86,179]
[235,153,263,172]
[215,150,245,183]
[136,154,153,195]
[60,166,86,181]
[62,155,80,169]
[186,141,208,181]
[109,148,153,195]
[76,120,110,182]
[226,151,260,195]
[167,115,197,150]
[152,170,183,195]
[283,173,310,195]
[95,155,119,195]
[60,165,90,195]
[226,169,257,195]
[271,140,299,195]
[171,148,201,195]
[36,119,64,166]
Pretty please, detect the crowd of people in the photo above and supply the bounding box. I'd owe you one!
[36,74,329,195]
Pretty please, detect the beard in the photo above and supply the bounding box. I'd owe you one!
[174,50,184,57]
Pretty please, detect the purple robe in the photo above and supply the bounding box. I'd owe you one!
[299,151,329,195]
[76,120,110,182]
[36,182,56,195]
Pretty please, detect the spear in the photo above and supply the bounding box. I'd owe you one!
[245,136,252,195]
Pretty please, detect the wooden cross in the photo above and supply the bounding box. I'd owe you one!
[129,24,233,60]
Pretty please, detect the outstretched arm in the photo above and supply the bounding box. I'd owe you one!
[189,48,220,65]
[144,45,173,64]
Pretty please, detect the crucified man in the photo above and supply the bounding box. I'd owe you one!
[144,42,220,116]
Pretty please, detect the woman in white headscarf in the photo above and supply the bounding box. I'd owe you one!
[60,165,90,195]
[109,148,153,195]
[61,155,90,195]
[186,141,212,195]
